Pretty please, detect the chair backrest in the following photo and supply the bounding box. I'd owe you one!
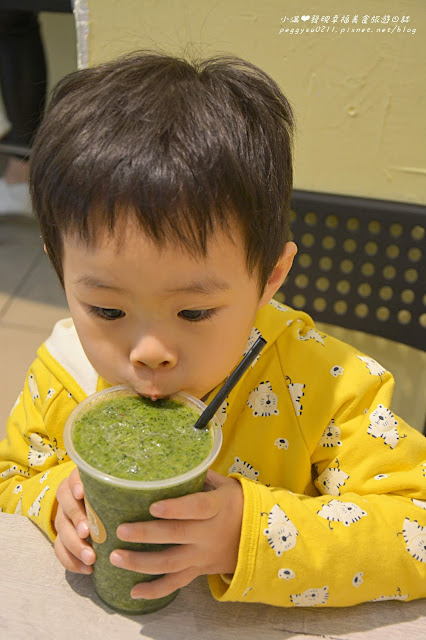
[277,190,425,351]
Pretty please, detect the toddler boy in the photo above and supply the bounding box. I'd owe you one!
[1,51,425,607]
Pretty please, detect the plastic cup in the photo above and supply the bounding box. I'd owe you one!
[63,385,222,614]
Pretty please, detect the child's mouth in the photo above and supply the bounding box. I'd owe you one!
[135,390,170,401]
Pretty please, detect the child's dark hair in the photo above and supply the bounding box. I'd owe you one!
[30,51,294,290]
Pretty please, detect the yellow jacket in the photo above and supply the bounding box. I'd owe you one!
[1,302,425,607]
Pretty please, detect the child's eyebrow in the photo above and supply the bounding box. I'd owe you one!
[163,278,230,296]
[73,275,129,293]
[72,275,229,296]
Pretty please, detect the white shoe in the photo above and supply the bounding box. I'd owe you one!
[0,178,33,216]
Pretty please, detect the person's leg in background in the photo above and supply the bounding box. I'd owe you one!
[0,10,47,215]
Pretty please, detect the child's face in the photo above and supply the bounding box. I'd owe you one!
[62,215,294,401]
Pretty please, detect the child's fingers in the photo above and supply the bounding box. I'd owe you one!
[68,467,84,500]
[149,488,218,520]
[117,518,200,544]
[56,476,89,539]
[54,529,94,574]
[54,505,96,570]
[130,566,200,600]
[111,544,193,575]
[149,472,235,520]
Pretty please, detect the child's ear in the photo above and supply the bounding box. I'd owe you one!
[258,241,297,308]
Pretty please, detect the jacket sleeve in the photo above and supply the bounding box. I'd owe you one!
[209,345,426,606]
[0,360,76,541]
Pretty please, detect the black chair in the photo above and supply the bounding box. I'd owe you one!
[278,190,425,351]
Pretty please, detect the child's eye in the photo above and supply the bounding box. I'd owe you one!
[89,306,125,320]
[178,309,217,322]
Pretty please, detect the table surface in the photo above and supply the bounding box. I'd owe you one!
[1,512,425,640]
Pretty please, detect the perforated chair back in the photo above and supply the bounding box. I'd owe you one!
[277,191,425,351]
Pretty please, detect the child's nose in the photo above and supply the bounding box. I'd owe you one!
[129,335,177,370]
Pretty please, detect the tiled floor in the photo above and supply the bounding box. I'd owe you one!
[0,214,69,435]
[1,214,425,439]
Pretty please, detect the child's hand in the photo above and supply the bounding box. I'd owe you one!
[54,467,96,574]
[110,469,244,600]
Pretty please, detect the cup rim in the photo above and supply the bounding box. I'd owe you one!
[63,385,223,489]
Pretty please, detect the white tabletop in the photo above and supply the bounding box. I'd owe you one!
[1,512,425,640]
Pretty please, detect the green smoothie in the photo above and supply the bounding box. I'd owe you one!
[63,387,222,615]
[72,396,212,481]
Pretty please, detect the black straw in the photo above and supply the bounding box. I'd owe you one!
[193,337,267,429]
